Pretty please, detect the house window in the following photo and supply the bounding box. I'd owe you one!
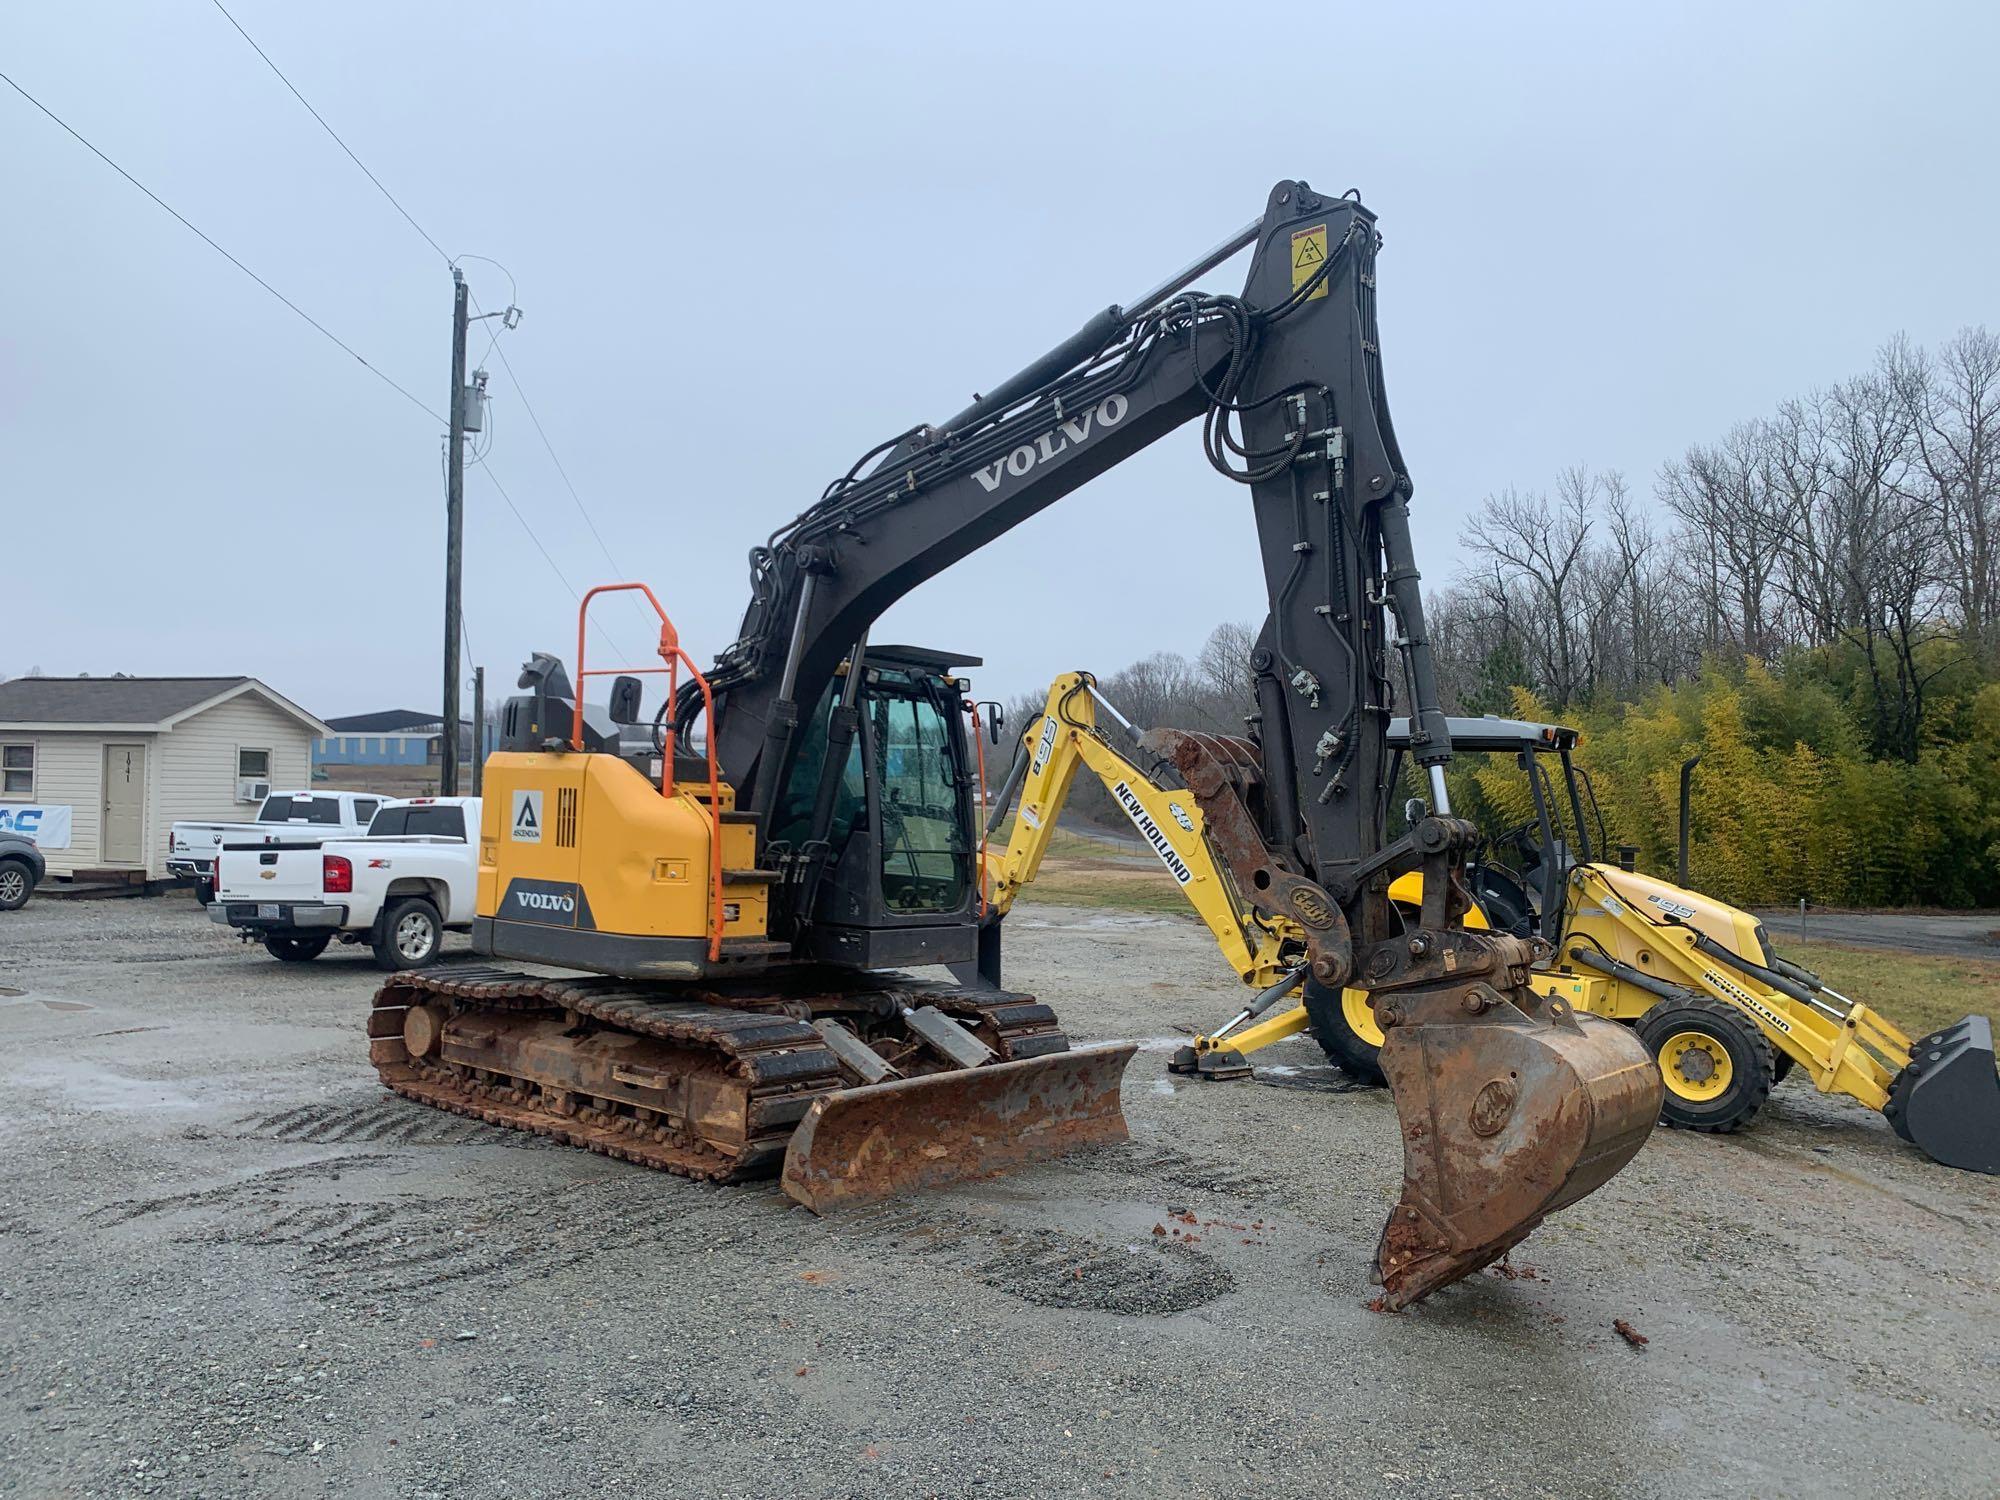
[1,743,32,799]
[238,747,272,780]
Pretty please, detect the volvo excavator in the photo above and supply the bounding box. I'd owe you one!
[367,180,1662,1307]
[981,677,1997,1174]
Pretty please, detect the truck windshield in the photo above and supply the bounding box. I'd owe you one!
[870,675,969,913]
[258,795,343,824]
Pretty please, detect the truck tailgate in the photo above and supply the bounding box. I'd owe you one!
[216,844,329,905]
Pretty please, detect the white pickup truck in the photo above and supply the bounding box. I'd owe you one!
[209,797,480,969]
[169,789,388,901]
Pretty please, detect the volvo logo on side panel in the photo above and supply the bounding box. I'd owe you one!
[499,877,595,929]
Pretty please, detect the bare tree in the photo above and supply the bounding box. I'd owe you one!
[1893,328,2000,663]
[1464,469,1600,707]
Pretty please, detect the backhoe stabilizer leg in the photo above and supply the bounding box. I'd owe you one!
[1368,936,1662,1308]
[1884,1015,2000,1175]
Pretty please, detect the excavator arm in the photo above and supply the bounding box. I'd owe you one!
[664,180,1661,1305]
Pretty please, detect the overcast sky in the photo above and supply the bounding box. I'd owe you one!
[5,1,1996,720]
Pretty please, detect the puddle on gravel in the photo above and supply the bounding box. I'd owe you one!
[6,1059,196,1111]
[1252,1064,1375,1095]
[0,988,94,1012]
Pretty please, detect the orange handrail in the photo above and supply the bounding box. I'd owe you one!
[573,582,724,962]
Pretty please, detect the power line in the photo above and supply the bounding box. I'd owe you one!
[208,0,450,265]
[477,460,638,662]
[469,295,630,582]
[202,13,640,625]
[0,67,443,425]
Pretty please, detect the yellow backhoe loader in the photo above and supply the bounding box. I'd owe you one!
[981,676,1997,1174]
[360,183,1662,1307]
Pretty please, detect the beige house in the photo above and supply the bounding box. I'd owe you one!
[0,676,327,883]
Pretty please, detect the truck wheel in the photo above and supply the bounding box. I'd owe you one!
[264,933,331,963]
[1301,978,1387,1086]
[1637,996,1774,1133]
[374,897,443,971]
[0,858,32,912]
[195,880,215,907]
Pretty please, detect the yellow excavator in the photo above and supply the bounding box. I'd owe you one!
[981,674,1998,1174]
[366,181,1663,1307]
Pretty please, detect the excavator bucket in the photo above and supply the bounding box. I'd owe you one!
[1374,1004,1661,1308]
[779,1042,1138,1213]
[1885,1016,2000,1175]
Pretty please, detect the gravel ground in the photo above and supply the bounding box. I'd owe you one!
[2,896,1997,1500]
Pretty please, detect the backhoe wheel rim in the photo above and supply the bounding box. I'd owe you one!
[1342,987,1386,1049]
[0,869,24,904]
[396,913,436,961]
[1660,1030,1733,1102]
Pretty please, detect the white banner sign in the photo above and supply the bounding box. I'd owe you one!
[0,803,72,849]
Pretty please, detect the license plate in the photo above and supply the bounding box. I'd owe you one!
[257,904,281,920]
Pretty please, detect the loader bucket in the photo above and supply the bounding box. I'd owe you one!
[1884,1015,2000,1175]
[1375,1007,1661,1308]
[779,1041,1138,1213]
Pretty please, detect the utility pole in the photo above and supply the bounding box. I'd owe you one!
[440,268,470,795]
[471,666,485,796]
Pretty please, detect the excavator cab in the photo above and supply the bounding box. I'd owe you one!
[768,647,987,964]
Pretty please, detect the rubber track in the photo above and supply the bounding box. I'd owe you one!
[372,967,1073,1183]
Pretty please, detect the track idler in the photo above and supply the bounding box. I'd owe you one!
[1368,930,1662,1308]
[1885,1015,2000,1175]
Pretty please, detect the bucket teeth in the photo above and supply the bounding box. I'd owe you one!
[1884,1015,2000,1174]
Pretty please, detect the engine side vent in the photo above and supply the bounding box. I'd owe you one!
[555,786,579,848]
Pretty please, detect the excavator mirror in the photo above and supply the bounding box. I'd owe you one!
[977,700,1005,746]
[607,675,644,725]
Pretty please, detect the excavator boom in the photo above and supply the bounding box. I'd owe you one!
[377,181,1659,1306]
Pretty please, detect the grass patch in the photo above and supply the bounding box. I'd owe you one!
[1006,856,1194,915]
[1781,942,2000,1039]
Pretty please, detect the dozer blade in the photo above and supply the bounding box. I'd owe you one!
[779,1041,1137,1213]
[1885,1015,2000,1174]
[1375,1006,1660,1308]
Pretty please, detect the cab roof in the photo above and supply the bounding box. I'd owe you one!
[1386,715,1578,754]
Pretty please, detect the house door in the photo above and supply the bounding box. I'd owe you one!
[101,743,147,865]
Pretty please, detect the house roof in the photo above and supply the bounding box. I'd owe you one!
[0,676,329,735]
[324,709,471,734]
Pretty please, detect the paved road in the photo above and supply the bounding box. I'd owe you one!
[1755,908,2000,961]
[2,897,1996,1498]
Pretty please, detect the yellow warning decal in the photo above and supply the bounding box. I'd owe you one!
[1290,223,1329,301]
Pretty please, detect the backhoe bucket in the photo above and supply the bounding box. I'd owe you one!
[779,1042,1137,1213]
[1885,1015,2000,1175]
[1375,1006,1660,1308]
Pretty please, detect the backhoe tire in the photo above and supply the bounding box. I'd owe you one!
[264,933,331,963]
[373,897,443,971]
[1302,978,1387,1086]
[1637,996,1774,1133]
[1772,1052,1796,1086]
